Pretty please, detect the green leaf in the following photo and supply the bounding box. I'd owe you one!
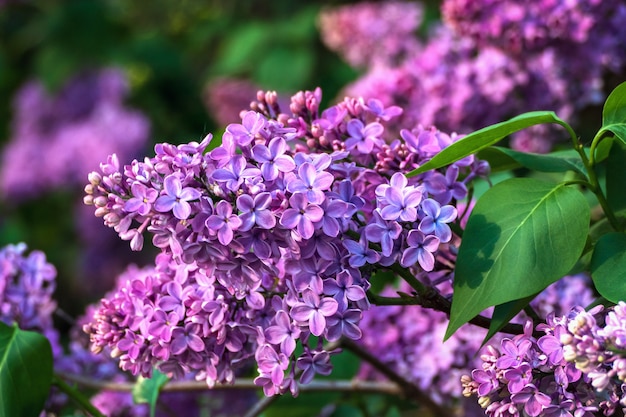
[132,369,169,417]
[478,146,587,177]
[601,124,626,146]
[446,178,590,339]
[0,322,53,417]
[590,232,626,303]
[606,140,626,217]
[407,111,566,176]
[484,295,536,344]
[602,81,626,126]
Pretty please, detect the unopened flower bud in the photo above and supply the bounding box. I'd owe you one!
[88,171,102,185]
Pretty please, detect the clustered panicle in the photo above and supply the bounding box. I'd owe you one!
[319,1,626,153]
[0,68,150,201]
[0,242,60,354]
[84,87,487,394]
[463,299,626,417]
[358,273,595,413]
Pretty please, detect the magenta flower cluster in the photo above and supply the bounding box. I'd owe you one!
[83,87,487,393]
[0,68,150,201]
[463,300,626,417]
[319,1,626,153]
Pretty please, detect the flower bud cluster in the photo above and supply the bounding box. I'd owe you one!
[84,87,487,394]
[463,299,626,417]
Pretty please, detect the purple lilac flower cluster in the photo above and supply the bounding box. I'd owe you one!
[317,1,422,68]
[84,87,487,394]
[0,242,61,354]
[51,264,254,417]
[357,274,594,413]
[319,1,626,152]
[463,300,626,417]
[0,68,150,201]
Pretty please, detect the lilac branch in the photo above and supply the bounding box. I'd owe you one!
[340,338,451,417]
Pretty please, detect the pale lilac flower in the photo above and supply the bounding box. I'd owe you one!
[170,323,205,355]
[290,289,338,336]
[401,230,440,271]
[251,137,296,181]
[226,111,266,146]
[343,235,380,268]
[237,192,276,231]
[154,175,201,220]
[418,199,457,243]
[124,182,158,216]
[279,193,324,239]
[286,162,334,205]
[345,119,384,154]
[206,200,242,245]
[364,211,402,257]
[265,311,301,356]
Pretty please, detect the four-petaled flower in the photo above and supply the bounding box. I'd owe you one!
[124,182,158,216]
[290,289,338,336]
[418,198,457,243]
[401,230,440,271]
[206,200,243,245]
[154,174,201,220]
[280,193,324,239]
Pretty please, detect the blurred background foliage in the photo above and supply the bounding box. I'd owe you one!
[0,0,367,320]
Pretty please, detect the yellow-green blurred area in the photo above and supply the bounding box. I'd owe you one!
[0,0,361,319]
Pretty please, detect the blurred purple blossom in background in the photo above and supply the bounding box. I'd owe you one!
[0,67,150,201]
[319,0,626,152]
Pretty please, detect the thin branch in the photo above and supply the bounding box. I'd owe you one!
[53,374,106,417]
[340,339,452,417]
[56,373,401,395]
[367,291,526,335]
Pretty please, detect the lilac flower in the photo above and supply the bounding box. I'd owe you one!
[510,385,552,417]
[401,230,440,271]
[124,182,158,216]
[471,368,499,397]
[154,175,201,220]
[297,351,333,384]
[251,137,296,181]
[345,119,384,154]
[117,330,145,360]
[147,310,180,343]
[205,200,243,245]
[324,270,366,311]
[170,323,205,355]
[377,172,423,222]
[343,235,380,268]
[290,289,338,336]
[326,309,362,341]
[496,338,533,369]
[212,155,261,192]
[418,199,457,243]
[225,110,266,146]
[503,363,533,394]
[364,211,402,257]
[279,193,324,239]
[286,162,334,205]
[256,344,289,386]
[237,192,276,231]
[265,311,301,356]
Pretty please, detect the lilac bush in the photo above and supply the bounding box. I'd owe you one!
[83,87,487,394]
